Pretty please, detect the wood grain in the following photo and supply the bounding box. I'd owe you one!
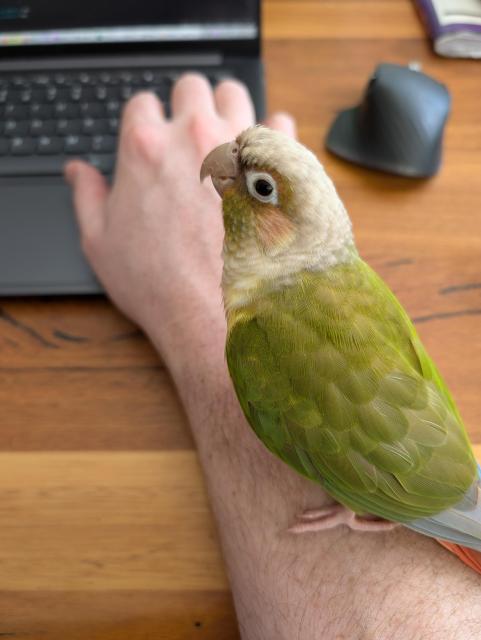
[0,452,227,591]
[1,0,480,637]
[0,367,193,450]
[0,591,239,640]
[263,2,421,39]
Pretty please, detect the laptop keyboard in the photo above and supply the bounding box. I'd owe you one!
[0,67,231,177]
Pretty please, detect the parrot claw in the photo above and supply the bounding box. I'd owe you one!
[288,504,399,534]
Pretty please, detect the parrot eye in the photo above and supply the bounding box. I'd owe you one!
[246,171,278,205]
[254,179,273,196]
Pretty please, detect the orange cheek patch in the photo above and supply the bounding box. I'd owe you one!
[256,206,296,253]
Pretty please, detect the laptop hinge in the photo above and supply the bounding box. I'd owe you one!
[0,52,224,71]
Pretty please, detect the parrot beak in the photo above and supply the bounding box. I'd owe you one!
[200,140,240,197]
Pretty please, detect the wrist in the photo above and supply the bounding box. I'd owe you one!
[144,296,227,391]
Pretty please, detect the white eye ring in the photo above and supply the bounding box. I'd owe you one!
[246,171,278,205]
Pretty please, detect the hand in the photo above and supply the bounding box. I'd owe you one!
[65,74,296,366]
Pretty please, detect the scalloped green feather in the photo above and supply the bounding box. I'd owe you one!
[225,259,477,523]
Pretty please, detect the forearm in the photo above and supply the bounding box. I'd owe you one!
[150,321,481,640]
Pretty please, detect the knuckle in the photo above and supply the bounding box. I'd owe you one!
[275,111,294,125]
[123,90,158,115]
[77,213,104,257]
[187,112,220,157]
[216,78,247,95]
[79,227,98,257]
[123,121,163,164]
[269,112,296,137]
[175,71,210,90]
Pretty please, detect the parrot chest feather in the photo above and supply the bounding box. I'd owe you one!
[225,260,477,523]
[222,244,358,314]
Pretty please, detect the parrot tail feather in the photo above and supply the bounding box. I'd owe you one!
[405,465,481,555]
[437,539,481,575]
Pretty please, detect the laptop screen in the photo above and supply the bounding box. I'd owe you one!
[0,1,258,48]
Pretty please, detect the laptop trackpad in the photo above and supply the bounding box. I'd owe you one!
[0,178,101,295]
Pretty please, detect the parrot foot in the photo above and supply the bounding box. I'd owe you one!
[288,504,399,534]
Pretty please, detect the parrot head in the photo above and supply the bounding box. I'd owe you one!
[200,126,355,308]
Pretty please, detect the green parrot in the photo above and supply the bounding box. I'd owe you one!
[200,126,481,571]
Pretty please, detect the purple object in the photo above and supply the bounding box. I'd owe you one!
[414,0,481,58]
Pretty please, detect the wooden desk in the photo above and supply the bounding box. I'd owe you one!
[1,1,480,637]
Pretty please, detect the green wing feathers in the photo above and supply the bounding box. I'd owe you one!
[226,260,477,522]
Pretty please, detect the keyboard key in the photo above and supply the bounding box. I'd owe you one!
[4,120,29,136]
[95,86,108,101]
[78,72,92,85]
[96,86,118,101]
[55,102,80,118]
[155,71,171,84]
[0,156,66,175]
[0,138,8,155]
[64,135,90,154]
[54,73,68,85]
[30,103,54,118]
[57,118,82,135]
[142,70,155,83]
[70,85,86,101]
[119,71,133,84]
[0,151,114,175]
[105,71,122,84]
[129,72,145,85]
[45,86,58,102]
[4,103,29,119]
[106,100,121,115]
[0,90,8,104]
[91,135,116,153]
[19,89,33,103]
[99,71,117,84]
[11,137,35,155]
[120,86,135,100]
[32,74,50,86]
[82,117,109,135]
[11,75,29,88]
[108,117,119,134]
[37,136,63,154]
[31,119,56,135]
[79,102,105,117]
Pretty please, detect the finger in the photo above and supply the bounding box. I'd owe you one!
[264,112,297,139]
[120,91,165,137]
[64,160,109,241]
[214,79,255,131]
[117,92,166,168]
[171,73,216,118]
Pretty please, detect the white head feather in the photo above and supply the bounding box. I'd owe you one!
[222,126,356,309]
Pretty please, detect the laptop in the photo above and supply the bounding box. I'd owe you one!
[0,1,264,295]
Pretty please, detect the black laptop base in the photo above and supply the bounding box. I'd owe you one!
[0,55,265,296]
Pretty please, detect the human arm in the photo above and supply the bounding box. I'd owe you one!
[65,75,481,639]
